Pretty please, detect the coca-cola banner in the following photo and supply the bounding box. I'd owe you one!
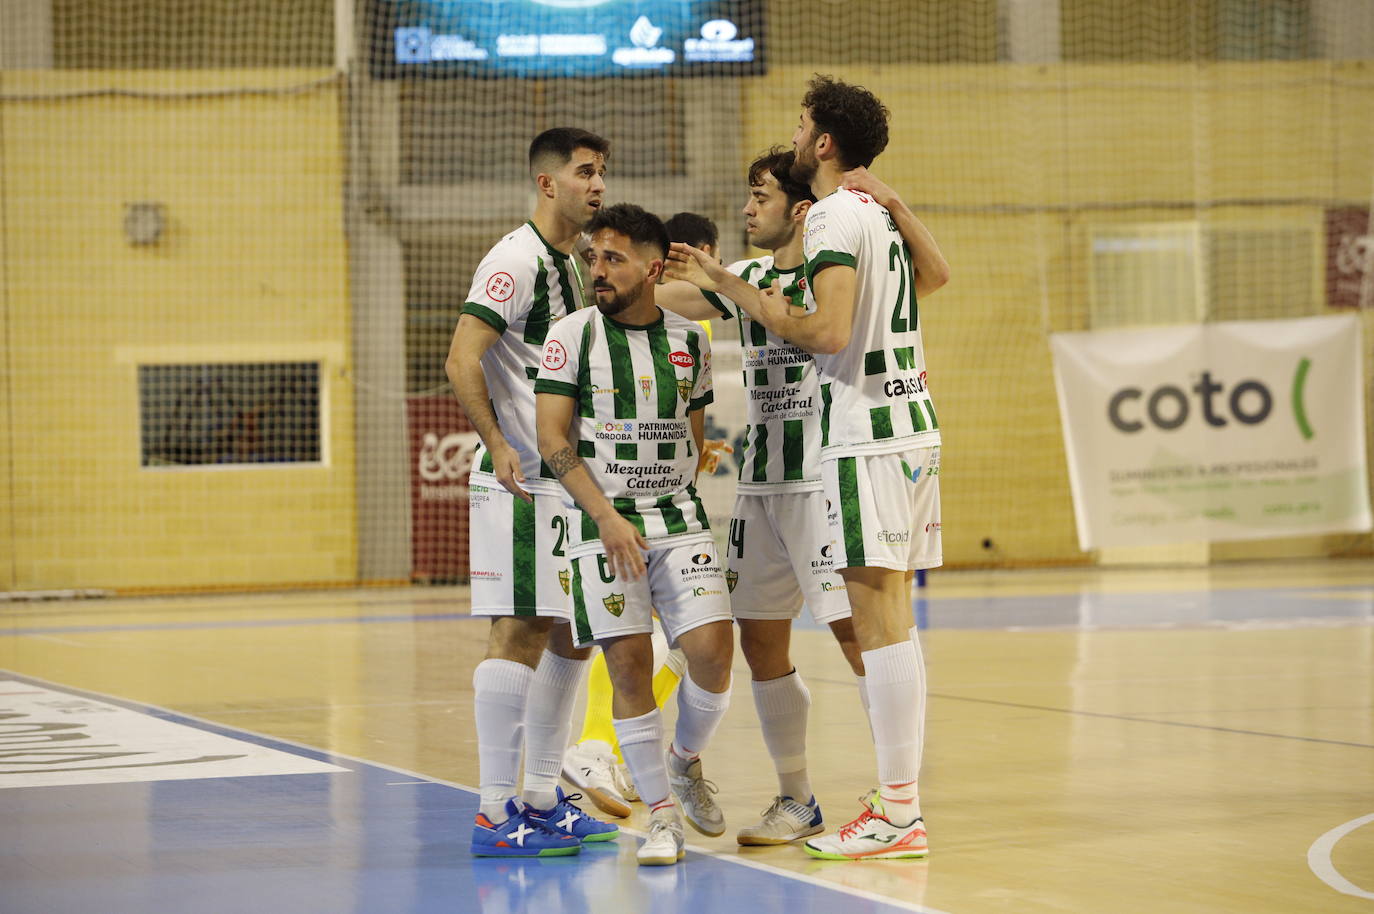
[1326,207,1371,309]
[406,396,480,582]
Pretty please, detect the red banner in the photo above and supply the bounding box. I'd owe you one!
[1326,207,1371,309]
[406,396,480,583]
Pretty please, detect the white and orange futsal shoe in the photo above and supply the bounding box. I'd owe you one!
[803,790,928,861]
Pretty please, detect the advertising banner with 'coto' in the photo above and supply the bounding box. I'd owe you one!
[1050,314,1371,550]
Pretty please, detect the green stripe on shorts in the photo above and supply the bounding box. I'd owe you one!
[570,558,593,645]
[837,457,866,566]
[512,496,537,615]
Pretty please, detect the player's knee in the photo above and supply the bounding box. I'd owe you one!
[486,616,552,665]
[679,623,733,688]
[739,627,790,679]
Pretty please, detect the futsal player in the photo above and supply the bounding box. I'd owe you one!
[446,127,619,857]
[536,204,734,866]
[559,212,726,820]
[735,76,948,860]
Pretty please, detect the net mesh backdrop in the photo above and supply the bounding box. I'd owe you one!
[2,0,1372,592]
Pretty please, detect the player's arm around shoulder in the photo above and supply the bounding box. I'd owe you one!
[841,166,949,299]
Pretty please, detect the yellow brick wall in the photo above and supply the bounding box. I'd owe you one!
[1,70,355,590]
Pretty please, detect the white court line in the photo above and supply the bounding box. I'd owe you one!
[3,668,952,914]
[1307,813,1374,900]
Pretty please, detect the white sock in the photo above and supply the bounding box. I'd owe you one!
[862,641,922,795]
[670,673,731,761]
[856,674,876,740]
[473,658,533,821]
[752,670,812,801]
[663,647,687,679]
[909,624,927,768]
[521,650,587,811]
[614,709,669,808]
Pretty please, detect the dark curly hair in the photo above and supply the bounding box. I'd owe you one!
[587,203,669,259]
[748,146,818,209]
[801,74,889,169]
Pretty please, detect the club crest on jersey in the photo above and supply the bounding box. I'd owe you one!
[602,593,626,617]
[726,570,738,592]
[676,378,692,402]
[558,569,570,594]
[639,376,653,399]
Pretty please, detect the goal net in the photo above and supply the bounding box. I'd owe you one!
[2,0,1372,592]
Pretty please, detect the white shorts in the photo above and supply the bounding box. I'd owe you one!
[567,536,733,648]
[821,445,942,572]
[725,490,851,625]
[468,478,571,619]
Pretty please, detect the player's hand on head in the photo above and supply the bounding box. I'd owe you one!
[491,442,532,502]
[666,243,723,291]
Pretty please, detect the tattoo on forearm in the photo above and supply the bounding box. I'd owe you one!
[547,446,583,479]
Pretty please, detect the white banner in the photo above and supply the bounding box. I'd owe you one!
[1050,314,1372,550]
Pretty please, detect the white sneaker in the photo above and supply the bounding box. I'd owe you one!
[803,790,928,861]
[561,740,631,819]
[665,751,724,837]
[736,795,824,846]
[613,761,638,802]
[636,806,686,866]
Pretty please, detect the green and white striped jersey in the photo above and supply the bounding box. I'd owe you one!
[535,306,714,557]
[700,256,823,494]
[802,188,941,458]
[461,221,588,493]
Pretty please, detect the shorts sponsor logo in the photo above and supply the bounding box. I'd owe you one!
[486,272,515,302]
[820,544,833,558]
[558,569,570,594]
[602,593,626,617]
[875,530,910,544]
[725,570,738,592]
[639,375,653,399]
[471,569,504,580]
[542,340,567,370]
[691,586,722,597]
[677,378,693,402]
[819,581,846,592]
[669,350,694,368]
[691,552,713,565]
[471,485,489,494]
[925,522,942,534]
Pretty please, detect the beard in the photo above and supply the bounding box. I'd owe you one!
[789,145,818,186]
[594,284,634,316]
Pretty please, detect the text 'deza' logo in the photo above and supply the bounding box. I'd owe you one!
[669,350,695,368]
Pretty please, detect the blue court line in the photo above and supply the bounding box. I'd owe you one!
[4,585,1369,638]
[0,669,947,914]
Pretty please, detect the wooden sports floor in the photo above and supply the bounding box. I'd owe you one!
[2,558,1372,913]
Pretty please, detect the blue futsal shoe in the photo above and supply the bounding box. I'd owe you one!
[527,787,620,843]
[472,798,582,857]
